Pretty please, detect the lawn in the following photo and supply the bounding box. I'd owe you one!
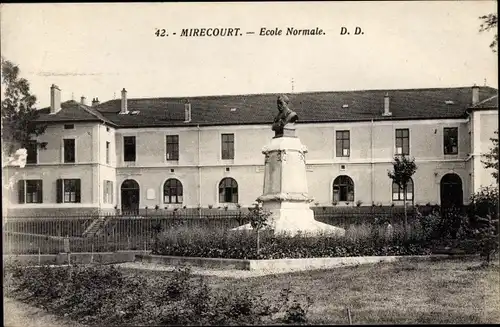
[121,258,500,324]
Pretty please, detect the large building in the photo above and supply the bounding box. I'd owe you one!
[4,85,498,216]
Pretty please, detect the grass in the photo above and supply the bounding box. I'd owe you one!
[121,258,500,324]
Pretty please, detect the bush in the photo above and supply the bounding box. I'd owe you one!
[470,186,499,219]
[5,264,313,326]
[153,222,436,259]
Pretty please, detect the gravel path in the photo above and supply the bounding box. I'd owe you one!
[3,297,85,327]
[116,261,305,278]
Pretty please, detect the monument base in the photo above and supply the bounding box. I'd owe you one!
[233,201,345,237]
[232,132,345,237]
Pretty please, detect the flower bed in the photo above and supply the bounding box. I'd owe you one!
[4,264,313,325]
[152,222,446,260]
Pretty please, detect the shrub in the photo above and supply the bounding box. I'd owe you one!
[153,221,437,259]
[417,211,442,241]
[469,186,499,223]
[5,263,313,326]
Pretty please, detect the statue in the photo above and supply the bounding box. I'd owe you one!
[272,95,298,138]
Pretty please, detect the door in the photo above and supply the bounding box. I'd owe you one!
[440,173,463,208]
[440,173,463,238]
[121,179,140,215]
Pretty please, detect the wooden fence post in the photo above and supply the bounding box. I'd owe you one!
[64,235,70,265]
[346,307,352,325]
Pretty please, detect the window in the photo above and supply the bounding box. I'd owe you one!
[163,179,183,204]
[63,139,75,163]
[443,127,458,155]
[106,141,110,164]
[18,180,43,203]
[336,131,350,157]
[103,180,113,204]
[26,140,37,164]
[395,129,409,155]
[166,135,179,160]
[123,136,136,162]
[219,177,238,203]
[56,179,81,203]
[64,124,74,129]
[221,133,234,160]
[332,175,354,202]
[392,178,414,201]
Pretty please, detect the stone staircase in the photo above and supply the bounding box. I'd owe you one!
[83,217,110,238]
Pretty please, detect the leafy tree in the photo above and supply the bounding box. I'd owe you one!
[481,130,499,184]
[479,13,498,52]
[473,214,499,264]
[1,57,46,156]
[470,185,499,220]
[388,155,418,239]
[247,202,272,256]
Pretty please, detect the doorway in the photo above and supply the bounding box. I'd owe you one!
[440,173,463,208]
[121,179,140,215]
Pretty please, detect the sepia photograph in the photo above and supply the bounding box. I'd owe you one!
[2,1,499,326]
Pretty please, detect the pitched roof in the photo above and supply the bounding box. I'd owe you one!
[471,94,498,109]
[37,100,115,125]
[37,86,498,127]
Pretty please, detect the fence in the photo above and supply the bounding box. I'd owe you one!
[3,206,428,255]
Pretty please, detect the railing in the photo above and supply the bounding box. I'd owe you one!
[2,206,445,255]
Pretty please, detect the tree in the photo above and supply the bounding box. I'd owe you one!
[474,214,499,264]
[1,57,46,157]
[479,13,498,53]
[481,130,499,184]
[388,155,418,239]
[247,202,272,256]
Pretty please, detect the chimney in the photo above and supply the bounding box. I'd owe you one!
[50,84,61,114]
[92,97,100,106]
[382,92,392,116]
[80,96,86,105]
[472,84,479,106]
[120,88,128,114]
[184,100,191,122]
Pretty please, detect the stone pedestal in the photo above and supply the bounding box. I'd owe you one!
[234,127,345,237]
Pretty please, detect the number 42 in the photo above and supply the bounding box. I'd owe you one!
[155,29,167,37]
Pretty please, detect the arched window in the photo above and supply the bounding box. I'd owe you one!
[219,178,238,203]
[121,179,139,190]
[164,179,183,204]
[392,178,414,201]
[333,175,354,202]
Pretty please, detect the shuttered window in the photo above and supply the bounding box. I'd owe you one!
[56,179,81,203]
[221,134,234,160]
[18,180,43,203]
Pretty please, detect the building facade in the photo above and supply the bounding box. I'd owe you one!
[4,85,498,216]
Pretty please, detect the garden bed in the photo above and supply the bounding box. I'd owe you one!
[4,258,499,325]
[135,253,479,273]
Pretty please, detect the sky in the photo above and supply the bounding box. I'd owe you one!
[1,1,498,108]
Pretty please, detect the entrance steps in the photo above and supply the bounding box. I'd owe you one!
[83,216,111,237]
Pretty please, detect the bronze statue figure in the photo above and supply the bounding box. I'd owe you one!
[272,95,298,138]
